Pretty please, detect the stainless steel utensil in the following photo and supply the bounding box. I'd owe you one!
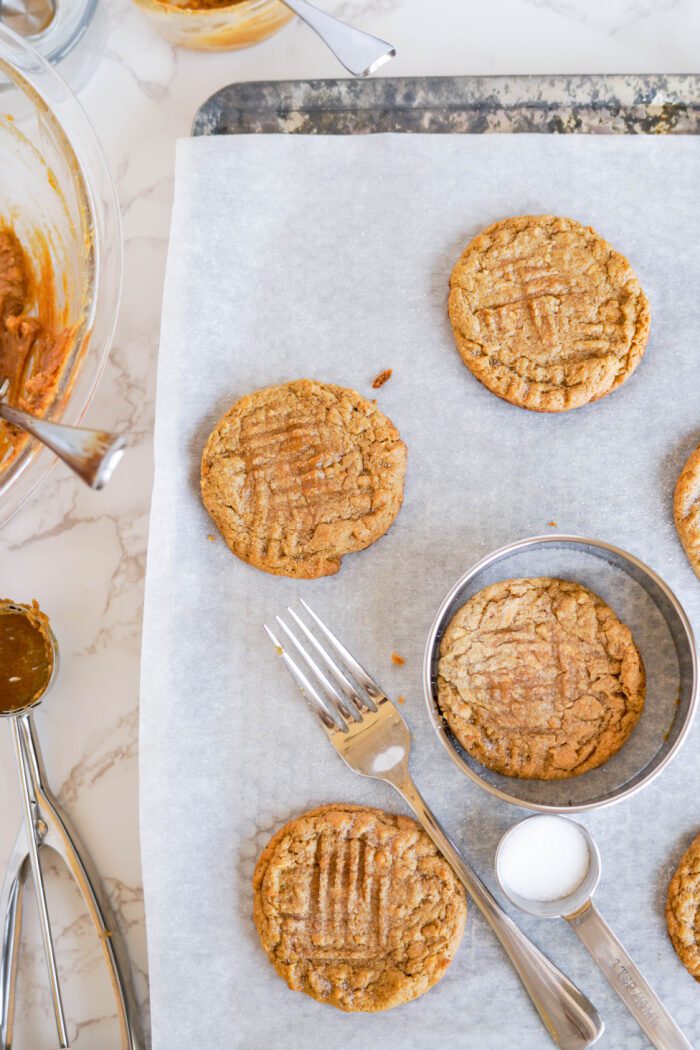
[280,0,395,78]
[496,816,693,1050]
[264,599,604,1050]
[0,379,126,489]
[423,534,698,812]
[0,603,142,1050]
[0,0,55,36]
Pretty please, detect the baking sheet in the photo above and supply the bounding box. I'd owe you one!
[140,133,700,1050]
[192,74,700,136]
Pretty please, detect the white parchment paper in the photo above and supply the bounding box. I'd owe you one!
[140,133,700,1050]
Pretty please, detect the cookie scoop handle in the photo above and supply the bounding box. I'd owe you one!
[568,902,693,1050]
[393,776,604,1050]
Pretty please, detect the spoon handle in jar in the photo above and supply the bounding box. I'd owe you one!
[568,902,692,1050]
[279,0,395,78]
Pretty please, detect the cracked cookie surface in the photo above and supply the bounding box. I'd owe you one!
[674,444,700,580]
[437,578,645,780]
[200,379,407,578]
[252,804,466,1012]
[448,215,650,412]
[667,833,700,980]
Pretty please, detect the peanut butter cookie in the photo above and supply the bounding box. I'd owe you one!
[448,215,650,412]
[252,804,466,1012]
[437,578,645,780]
[667,834,700,980]
[200,380,407,578]
[674,444,700,579]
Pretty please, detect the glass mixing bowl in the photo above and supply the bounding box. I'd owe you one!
[0,24,122,525]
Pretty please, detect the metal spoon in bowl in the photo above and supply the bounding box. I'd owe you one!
[280,0,395,78]
[0,378,126,489]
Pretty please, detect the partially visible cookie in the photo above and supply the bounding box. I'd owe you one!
[666,834,700,980]
[436,577,646,780]
[200,380,407,579]
[252,804,466,1012]
[448,215,650,412]
[674,444,700,579]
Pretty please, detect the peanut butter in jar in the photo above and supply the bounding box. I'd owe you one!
[132,0,294,50]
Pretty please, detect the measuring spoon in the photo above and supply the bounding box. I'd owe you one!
[496,816,692,1050]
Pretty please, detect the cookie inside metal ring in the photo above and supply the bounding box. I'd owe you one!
[436,577,646,780]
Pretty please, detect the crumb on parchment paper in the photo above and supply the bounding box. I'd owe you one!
[397,695,406,705]
[207,534,217,542]
[547,521,557,528]
[391,652,405,666]
[372,369,393,389]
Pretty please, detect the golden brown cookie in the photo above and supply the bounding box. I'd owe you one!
[674,444,700,579]
[252,804,466,1012]
[200,380,407,579]
[448,215,650,412]
[667,834,700,980]
[436,578,645,780]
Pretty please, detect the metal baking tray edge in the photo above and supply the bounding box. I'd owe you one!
[192,74,700,137]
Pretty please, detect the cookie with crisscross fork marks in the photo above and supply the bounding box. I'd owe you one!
[667,833,700,981]
[253,805,467,1011]
[437,578,645,780]
[448,215,650,412]
[674,444,700,580]
[200,380,406,578]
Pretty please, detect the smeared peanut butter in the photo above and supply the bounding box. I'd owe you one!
[0,599,54,713]
[0,226,75,474]
[155,0,248,8]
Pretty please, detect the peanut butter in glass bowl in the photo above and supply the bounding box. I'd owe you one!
[0,26,122,525]
[0,225,77,477]
[132,0,294,50]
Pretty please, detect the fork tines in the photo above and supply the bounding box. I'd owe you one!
[264,599,380,733]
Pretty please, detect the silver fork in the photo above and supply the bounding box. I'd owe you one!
[264,600,604,1050]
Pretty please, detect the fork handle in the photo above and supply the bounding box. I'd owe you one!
[393,775,603,1050]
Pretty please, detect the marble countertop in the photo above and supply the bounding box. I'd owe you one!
[2,0,699,1045]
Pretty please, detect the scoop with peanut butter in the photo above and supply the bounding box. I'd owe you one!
[0,599,55,714]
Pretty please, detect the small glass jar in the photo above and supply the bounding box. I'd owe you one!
[0,0,107,90]
[132,0,294,50]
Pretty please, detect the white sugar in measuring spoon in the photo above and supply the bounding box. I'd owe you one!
[496,816,693,1050]
[498,816,591,902]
